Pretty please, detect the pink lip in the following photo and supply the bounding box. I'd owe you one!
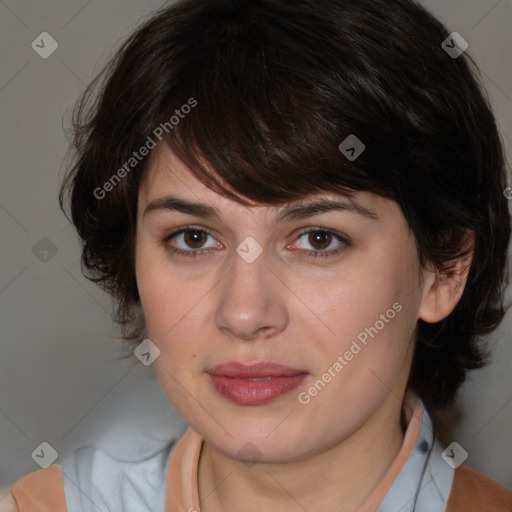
[207,362,308,405]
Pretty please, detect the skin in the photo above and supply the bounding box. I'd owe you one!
[135,143,471,512]
[1,490,16,512]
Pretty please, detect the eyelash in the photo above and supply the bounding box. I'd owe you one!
[162,226,350,260]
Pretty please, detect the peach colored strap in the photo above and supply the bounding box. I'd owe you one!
[165,428,203,512]
[356,396,423,511]
[10,464,67,512]
[446,464,512,511]
[163,397,424,512]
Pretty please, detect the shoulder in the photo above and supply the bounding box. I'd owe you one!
[61,442,176,512]
[9,441,178,512]
[0,488,18,512]
[447,464,512,512]
[9,464,66,512]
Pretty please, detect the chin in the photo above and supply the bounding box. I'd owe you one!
[200,417,326,464]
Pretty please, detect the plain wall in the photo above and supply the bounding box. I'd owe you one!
[1,0,511,492]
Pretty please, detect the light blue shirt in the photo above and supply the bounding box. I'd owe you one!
[61,402,454,512]
[61,440,175,512]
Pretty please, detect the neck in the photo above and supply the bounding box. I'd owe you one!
[197,391,407,512]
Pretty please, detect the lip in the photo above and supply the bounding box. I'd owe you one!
[207,362,308,405]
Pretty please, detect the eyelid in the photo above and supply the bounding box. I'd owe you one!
[163,225,222,249]
[162,225,350,259]
[287,227,350,257]
[296,226,348,241]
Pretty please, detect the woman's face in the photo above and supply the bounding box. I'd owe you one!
[135,143,431,463]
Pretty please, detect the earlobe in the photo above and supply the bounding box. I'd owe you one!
[418,230,474,324]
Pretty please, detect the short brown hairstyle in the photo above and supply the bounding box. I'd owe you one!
[60,0,511,437]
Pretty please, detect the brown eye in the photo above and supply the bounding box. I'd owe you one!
[291,228,349,259]
[183,229,208,249]
[308,231,333,250]
[163,227,221,258]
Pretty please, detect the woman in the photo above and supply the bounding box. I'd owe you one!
[8,0,512,510]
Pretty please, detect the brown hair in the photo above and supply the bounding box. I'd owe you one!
[59,0,511,437]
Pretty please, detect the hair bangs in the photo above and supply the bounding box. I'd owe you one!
[152,2,387,206]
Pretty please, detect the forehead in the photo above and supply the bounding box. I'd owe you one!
[138,142,396,222]
[140,143,239,205]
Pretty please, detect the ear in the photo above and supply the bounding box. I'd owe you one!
[418,230,474,324]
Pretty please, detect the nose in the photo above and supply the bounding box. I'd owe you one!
[214,247,289,342]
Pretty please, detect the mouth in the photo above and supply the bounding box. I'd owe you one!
[206,362,309,405]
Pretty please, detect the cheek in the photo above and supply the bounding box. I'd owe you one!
[138,272,198,343]
[136,243,185,343]
[309,250,419,376]
[306,263,400,344]
[135,244,215,371]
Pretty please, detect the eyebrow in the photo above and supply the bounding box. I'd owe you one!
[143,195,378,222]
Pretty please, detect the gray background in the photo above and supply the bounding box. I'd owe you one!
[1,0,511,496]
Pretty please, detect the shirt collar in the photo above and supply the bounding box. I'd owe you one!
[163,391,453,512]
